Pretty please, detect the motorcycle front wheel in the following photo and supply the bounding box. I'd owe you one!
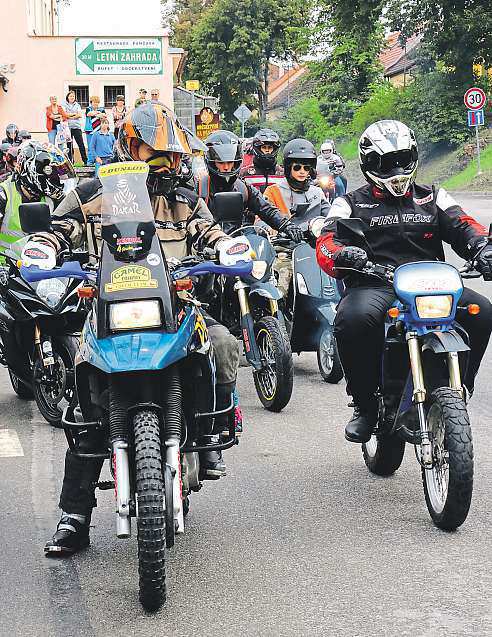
[422,387,473,531]
[253,316,293,412]
[134,409,166,611]
[32,335,78,426]
[8,368,34,399]
[317,328,343,384]
[362,433,406,476]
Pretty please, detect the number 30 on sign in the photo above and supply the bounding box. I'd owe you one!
[464,87,487,110]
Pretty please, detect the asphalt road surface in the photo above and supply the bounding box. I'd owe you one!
[1,195,491,637]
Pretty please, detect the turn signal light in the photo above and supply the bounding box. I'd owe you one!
[468,304,480,315]
[175,278,193,291]
[77,286,97,299]
[388,307,399,318]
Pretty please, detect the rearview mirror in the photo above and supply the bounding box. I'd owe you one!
[213,192,244,224]
[19,202,52,234]
[336,217,372,255]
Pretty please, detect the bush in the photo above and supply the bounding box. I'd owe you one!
[350,83,401,135]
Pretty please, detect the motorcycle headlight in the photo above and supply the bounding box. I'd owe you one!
[319,176,331,187]
[109,300,161,331]
[309,217,326,239]
[296,272,309,295]
[415,295,453,319]
[251,260,268,280]
[36,278,67,308]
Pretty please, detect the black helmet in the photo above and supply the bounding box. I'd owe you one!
[19,129,31,141]
[282,138,317,191]
[252,128,280,170]
[15,141,75,201]
[116,103,192,195]
[204,130,242,186]
[359,120,418,197]
[5,123,19,143]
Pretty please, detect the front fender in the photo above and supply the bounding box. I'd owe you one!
[314,303,337,326]
[249,281,282,300]
[421,329,469,354]
[79,310,196,373]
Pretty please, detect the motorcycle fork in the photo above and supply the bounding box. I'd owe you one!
[447,351,463,397]
[113,441,131,538]
[406,332,432,466]
[235,279,262,369]
[34,323,55,372]
[269,299,278,316]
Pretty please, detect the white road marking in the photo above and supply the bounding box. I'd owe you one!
[0,429,24,457]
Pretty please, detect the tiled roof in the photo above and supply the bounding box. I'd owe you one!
[379,32,422,75]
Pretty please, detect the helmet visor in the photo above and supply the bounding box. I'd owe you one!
[208,143,240,163]
[366,149,417,176]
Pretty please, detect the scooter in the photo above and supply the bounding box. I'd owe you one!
[273,203,343,383]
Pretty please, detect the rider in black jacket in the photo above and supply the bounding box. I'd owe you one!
[197,130,303,243]
[317,120,492,443]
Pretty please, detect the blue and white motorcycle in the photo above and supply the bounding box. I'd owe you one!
[337,218,483,531]
[21,162,252,611]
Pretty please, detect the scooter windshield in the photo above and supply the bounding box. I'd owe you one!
[99,162,155,262]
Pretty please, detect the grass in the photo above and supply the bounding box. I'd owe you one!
[442,144,492,191]
[337,138,358,160]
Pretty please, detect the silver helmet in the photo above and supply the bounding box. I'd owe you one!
[359,120,418,197]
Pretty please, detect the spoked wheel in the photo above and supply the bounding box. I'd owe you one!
[8,368,34,399]
[32,335,78,426]
[362,433,406,476]
[134,409,166,611]
[253,316,293,412]
[317,328,343,384]
[422,388,473,531]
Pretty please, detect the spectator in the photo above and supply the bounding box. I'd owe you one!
[63,90,88,165]
[112,94,127,138]
[150,89,162,104]
[46,96,67,145]
[135,88,148,107]
[90,117,115,176]
[85,96,106,165]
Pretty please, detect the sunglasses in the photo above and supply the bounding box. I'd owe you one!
[291,163,312,172]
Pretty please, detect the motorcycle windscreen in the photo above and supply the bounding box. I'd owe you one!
[99,161,155,262]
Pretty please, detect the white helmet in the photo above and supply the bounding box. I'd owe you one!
[320,141,334,158]
[359,120,418,197]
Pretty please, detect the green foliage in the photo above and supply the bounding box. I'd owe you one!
[273,98,332,144]
[337,139,358,160]
[350,84,400,135]
[442,145,492,190]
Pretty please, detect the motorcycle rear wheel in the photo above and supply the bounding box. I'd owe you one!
[32,335,78,426]
[8,368,34,399]
[422,388,473,531]
[253,316,293,412]
[317,328,343,384]
[134,409,166,611]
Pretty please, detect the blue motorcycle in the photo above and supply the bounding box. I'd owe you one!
[337,218,482,531]
[21,163,252,611]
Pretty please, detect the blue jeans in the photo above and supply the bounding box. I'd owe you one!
[86,132,94,164]
[335,176,346,197]
[47,130,57,145]
[94,157,112,175]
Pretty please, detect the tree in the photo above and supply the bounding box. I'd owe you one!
[164,0,216,52]
[182,0,310,122]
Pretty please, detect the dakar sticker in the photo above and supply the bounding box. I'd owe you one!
[105,265,158,293]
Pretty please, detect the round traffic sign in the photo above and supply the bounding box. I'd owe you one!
[464,87,486,110]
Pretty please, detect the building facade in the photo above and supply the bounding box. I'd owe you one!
[0,0,183,138]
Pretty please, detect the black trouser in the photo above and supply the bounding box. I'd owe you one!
[67,128,87,165]
[59,316,239,516]
[334,285,492,406]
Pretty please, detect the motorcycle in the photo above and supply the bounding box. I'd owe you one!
[208,191,294,412]
[316,159,337,203]
[337,217,485,530]
[0,203,86,424]
[273,203,343,383]
[21,162,252,610]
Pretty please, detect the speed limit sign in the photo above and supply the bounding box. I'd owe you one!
[464,87,487,110]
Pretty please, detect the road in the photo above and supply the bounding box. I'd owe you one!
[0,195,491,637]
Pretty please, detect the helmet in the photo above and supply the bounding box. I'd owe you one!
[359,120,418,197]
[252,128,280,169]
[15,141,75,201]
[204,130,242,185]
[4,145,20,173]
[5,123,19,143]
[282,138,317,191]
[320,141,335,158]
[116,103,192,195]
[19,130,31,141]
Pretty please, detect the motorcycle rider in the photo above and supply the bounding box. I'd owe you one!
[2,123,20,146]
[317,140,346,196]
[198,130,303,244]
[264,138,330,297]
[239,128,283,193]
[29,104,244,555]
[316,120,492,443]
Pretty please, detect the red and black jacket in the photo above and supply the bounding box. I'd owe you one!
[239,162,284,194]
[316,183,487,282]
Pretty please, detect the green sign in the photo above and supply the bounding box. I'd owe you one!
[75,38,162,75]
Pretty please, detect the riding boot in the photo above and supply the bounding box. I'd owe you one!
[345,398,378,443]
[44,511,91,556]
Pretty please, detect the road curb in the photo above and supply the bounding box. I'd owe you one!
[450,191,492,197]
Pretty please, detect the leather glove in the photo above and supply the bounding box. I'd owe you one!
[282,223,304,244]
[334,246,368,271]
[476,243,492,280]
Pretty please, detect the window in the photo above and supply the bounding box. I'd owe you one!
[104,86,126,108]
[69,85,89,108]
